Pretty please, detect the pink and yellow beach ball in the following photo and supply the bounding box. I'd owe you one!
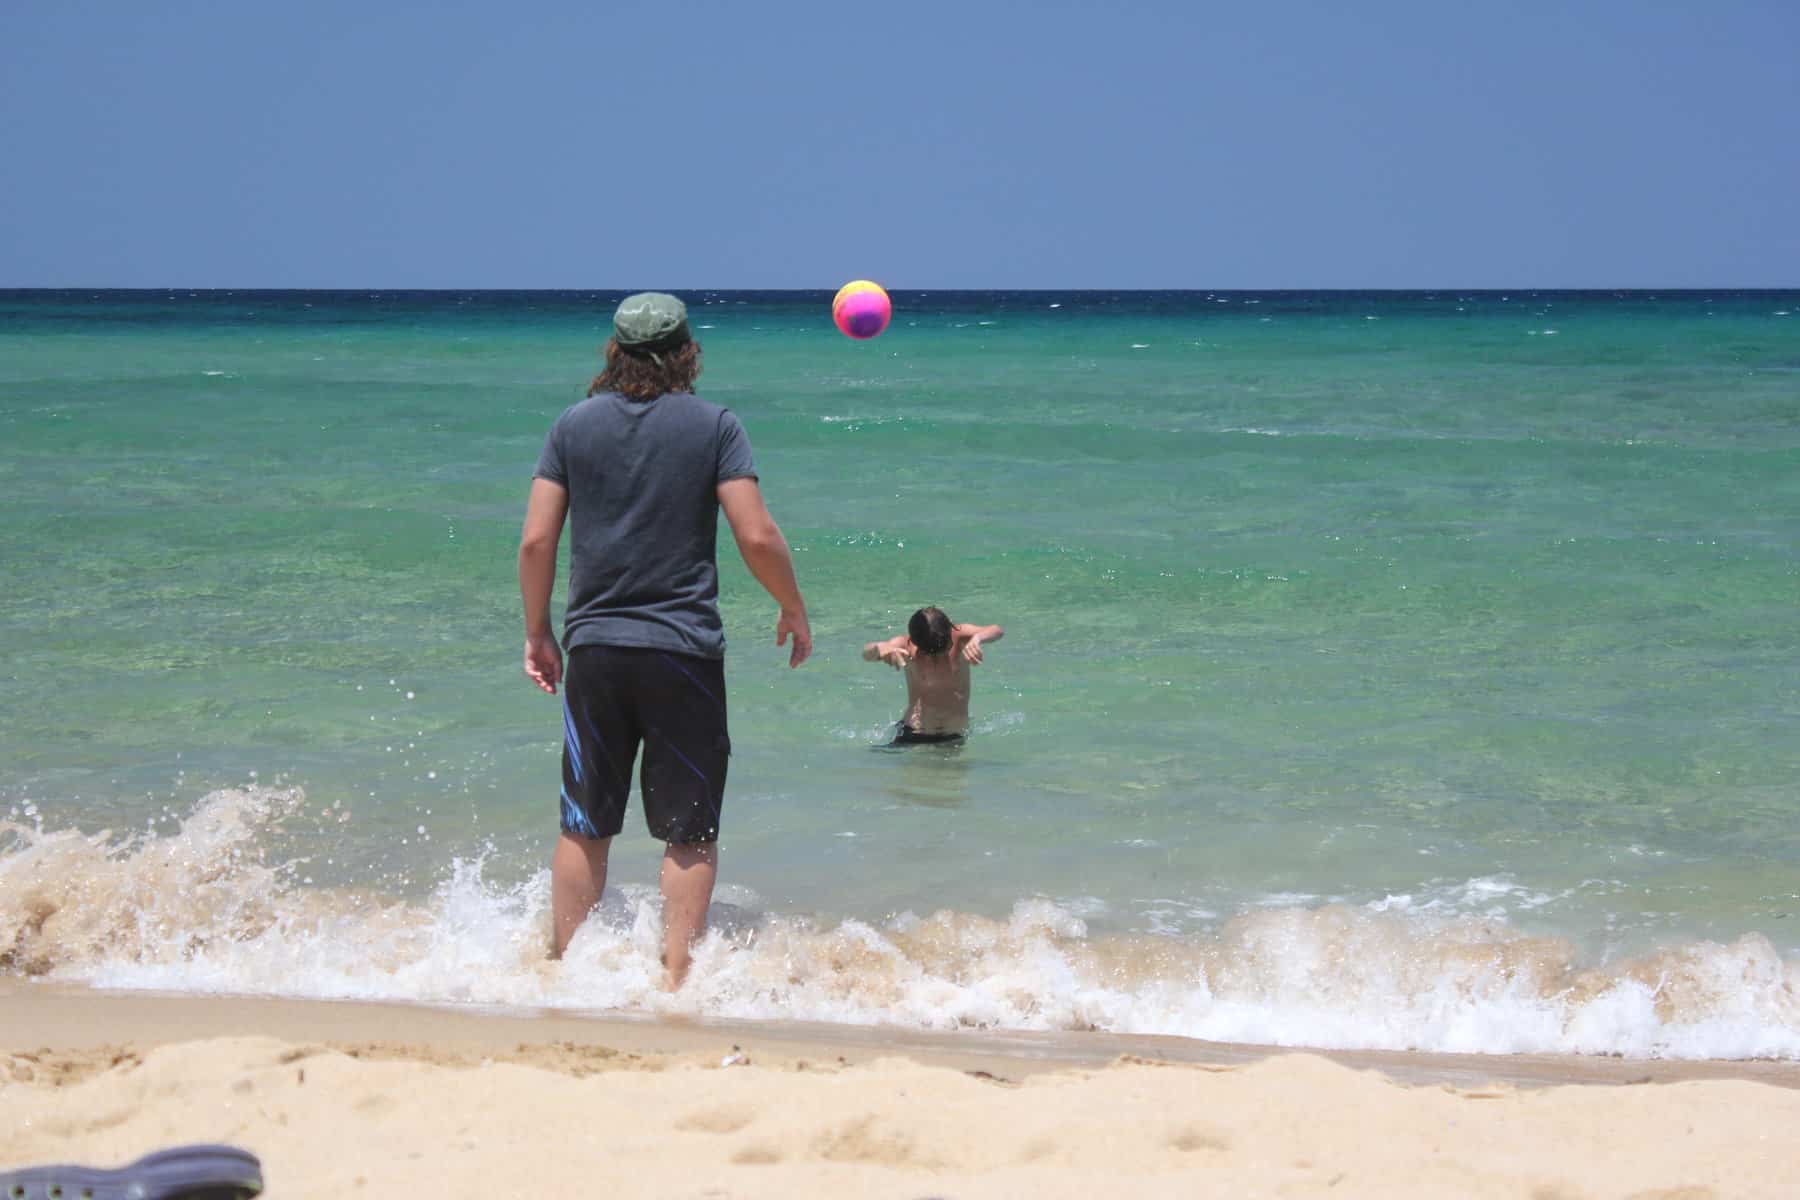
[832,280,892,340]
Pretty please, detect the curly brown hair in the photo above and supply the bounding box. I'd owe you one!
[587,337,703,401]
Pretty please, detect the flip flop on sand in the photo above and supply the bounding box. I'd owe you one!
[0,1144,262,1200]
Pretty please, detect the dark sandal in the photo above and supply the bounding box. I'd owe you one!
[0,1144,262,1200]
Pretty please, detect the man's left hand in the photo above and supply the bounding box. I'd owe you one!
[524,633,564,694]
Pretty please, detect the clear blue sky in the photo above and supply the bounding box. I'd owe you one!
[3,1,1795,288]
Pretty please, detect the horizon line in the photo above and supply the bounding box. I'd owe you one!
[5,284,1798,294]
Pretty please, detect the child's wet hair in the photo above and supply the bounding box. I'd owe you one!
[908,606,953,656]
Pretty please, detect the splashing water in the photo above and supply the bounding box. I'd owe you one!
[3,788,1797,1059]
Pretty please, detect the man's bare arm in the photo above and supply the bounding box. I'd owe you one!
[518,478,569,693]
[717,477,811,668]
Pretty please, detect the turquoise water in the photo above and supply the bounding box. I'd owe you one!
[3,290,1797,1056]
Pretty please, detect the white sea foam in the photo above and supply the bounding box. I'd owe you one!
[5,788,1799,1060]
[1370,874,1565,918]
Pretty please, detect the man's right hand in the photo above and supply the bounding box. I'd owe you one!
[776,607,812,669]
[879,644,913,670]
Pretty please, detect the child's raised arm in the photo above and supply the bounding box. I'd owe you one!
[954,623,1004,664]
[863,635,913,670]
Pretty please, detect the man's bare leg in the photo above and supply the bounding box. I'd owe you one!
[660,841,717,989]
[551,832,611,958]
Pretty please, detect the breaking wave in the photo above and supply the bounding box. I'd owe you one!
[4,787,1797,1060]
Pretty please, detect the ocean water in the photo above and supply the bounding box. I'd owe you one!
[3,288,1797,1059]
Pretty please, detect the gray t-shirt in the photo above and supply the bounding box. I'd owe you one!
[534,390,757,660]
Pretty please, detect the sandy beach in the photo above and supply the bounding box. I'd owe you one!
[4,981,1798,1199]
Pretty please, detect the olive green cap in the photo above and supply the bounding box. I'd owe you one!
[613,292,691,351]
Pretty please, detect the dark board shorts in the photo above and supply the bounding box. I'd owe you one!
[558,645,729,845]
[887,722,966,748]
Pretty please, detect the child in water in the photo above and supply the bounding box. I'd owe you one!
[861,606,1005,745]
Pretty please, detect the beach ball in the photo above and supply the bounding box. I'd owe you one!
[833,280,892,340]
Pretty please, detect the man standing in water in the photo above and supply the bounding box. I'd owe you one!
[518,292,811,988]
